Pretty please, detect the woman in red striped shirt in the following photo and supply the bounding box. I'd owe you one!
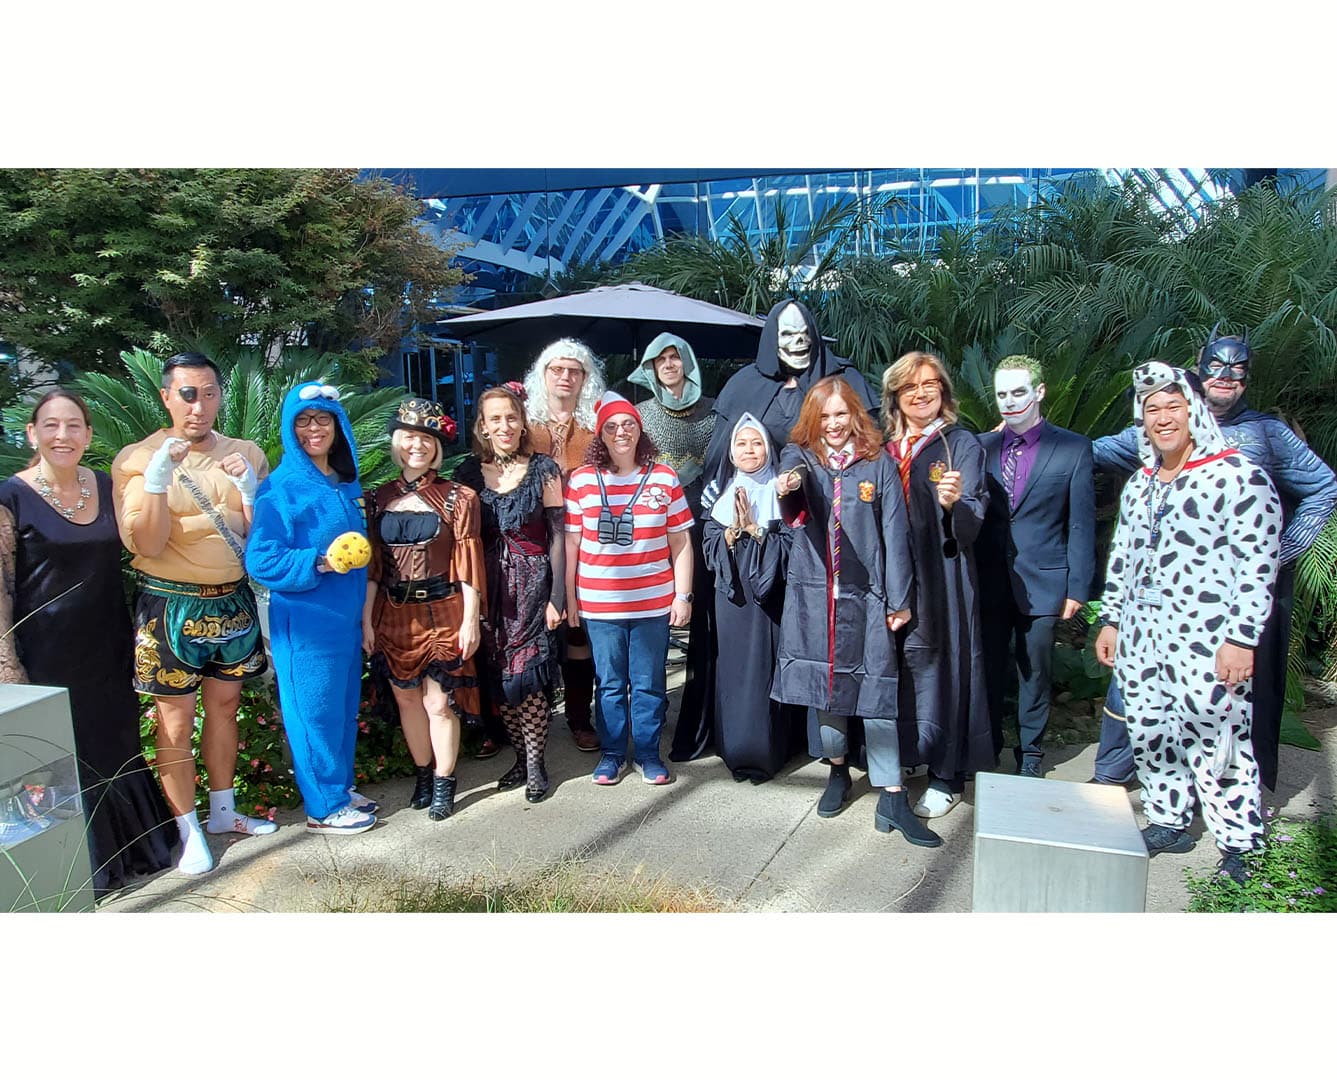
[565,393,694,786]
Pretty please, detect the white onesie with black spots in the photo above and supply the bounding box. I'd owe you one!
[1102,365,1283,853]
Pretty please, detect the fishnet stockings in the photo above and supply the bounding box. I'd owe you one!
[498,692,551,792]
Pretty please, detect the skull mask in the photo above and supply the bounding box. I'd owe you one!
[776,302,812,372]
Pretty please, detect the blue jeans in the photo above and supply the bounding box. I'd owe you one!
[585,615,670,765]
[1093,677,1136,783]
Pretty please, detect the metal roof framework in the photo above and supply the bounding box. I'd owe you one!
[390,168,1325,303]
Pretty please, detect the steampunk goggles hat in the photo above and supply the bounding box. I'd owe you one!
[387,397,457,447]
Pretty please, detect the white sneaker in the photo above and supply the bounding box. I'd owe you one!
[306,805,376,834]
[347,788,380,814]
[912,787,962,819]
[206,812,278,836]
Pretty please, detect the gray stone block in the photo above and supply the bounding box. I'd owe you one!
[972,773,1147,912]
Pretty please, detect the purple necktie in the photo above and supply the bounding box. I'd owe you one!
[1002,438,1024,507]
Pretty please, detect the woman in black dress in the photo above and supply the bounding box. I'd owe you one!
[454,383,565,803]
[700,412,798,782]
[0,389,175,898]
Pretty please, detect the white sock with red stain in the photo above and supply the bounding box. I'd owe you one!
[205,788,278,836]
[175,812,214,875]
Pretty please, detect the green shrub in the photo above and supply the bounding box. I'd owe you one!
[1184,811,1337,913]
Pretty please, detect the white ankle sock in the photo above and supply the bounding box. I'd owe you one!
[175,812,214,874]
[205,788,278,836]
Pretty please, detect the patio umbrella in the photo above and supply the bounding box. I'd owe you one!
[436,282,766,360]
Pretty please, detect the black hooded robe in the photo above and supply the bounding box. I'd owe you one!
[702,299,879,486]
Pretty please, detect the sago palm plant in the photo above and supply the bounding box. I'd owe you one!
[0,347,406,486]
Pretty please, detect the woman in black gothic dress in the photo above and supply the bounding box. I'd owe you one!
[0,389,175,898]
[454,383,566,803]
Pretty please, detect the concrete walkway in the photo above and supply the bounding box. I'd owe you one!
[99,679,1337,914]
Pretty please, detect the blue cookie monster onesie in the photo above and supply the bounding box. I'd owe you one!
[245,382,368,821]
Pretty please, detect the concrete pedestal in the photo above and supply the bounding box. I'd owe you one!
[972,773,1147,912]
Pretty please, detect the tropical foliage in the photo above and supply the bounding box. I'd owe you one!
[589,175,1337,731]
[0,345,406,485]
[0,168,466,396]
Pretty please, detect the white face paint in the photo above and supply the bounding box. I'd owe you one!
[776,303,812,372]
[994,368,1045,431]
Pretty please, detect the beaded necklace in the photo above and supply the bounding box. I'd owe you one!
[34,462,91,521]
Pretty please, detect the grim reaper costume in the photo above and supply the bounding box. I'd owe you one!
[705,300,881,767]
[1102,362,1282,855]
[702,299,878,484]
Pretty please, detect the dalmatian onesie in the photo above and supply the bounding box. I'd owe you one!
[1102,362,1282,853]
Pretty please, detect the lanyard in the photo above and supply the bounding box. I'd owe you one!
[1142,471,1177,585]
[595,466,653,543]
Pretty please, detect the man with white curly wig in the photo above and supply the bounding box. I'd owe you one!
[524,338,607,751]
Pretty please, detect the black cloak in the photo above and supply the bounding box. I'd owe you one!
[771,444,914,718]
[889,426,997,778]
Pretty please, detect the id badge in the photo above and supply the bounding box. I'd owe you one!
[1134,585,1164,608]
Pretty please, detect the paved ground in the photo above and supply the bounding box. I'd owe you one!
[99,675,1337,914]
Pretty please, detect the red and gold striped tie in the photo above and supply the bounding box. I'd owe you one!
[898,434,922,500]
[830,451,849,597]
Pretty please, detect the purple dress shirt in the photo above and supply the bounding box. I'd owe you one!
[1001,421,1044,507]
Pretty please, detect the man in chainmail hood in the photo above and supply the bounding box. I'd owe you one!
[627,332,716,497]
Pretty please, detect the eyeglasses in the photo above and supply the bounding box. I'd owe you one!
[294,413,335,430]
[897,379,942,397]
[602,420,639,434]
[1202,361,1248,381]
[547,364,585,379]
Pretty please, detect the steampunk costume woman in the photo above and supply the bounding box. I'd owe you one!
[364,398,486,821]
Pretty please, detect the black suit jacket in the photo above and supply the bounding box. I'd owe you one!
[977,420,1095,616]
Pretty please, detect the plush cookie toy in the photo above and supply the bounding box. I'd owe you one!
[324,531,371,574]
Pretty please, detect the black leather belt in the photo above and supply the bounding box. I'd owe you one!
[385,576,458,603]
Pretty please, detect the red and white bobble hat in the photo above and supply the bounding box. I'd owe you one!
[594,391,643,431]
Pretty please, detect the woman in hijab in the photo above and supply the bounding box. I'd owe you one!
[700,413,801,782]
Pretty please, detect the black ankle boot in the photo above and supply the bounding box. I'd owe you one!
[497,757,526,791]
[874,789,942,847]
[409,764,434,810]
[525,759,550,804]
[817,763,852,818]
[428,775,457,821]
